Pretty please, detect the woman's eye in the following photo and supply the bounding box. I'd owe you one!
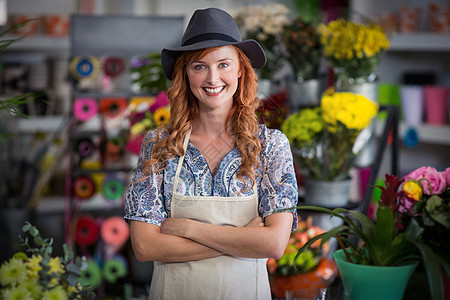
[219,62,229,68]
[194,65,205,70]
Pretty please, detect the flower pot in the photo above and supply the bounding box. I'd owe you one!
[286,77,326,112]
[333,249,418,300]
[303,178,352,207]
[270,257,338,299]
[335,77,378,168]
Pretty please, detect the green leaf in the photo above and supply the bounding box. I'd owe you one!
[375,206,394,250]
[415,242,444,300]
[345,209,376,240]
[29,226,39,237]
[66,263,81,275]
[34,236,44,246]
[404,218,424,243]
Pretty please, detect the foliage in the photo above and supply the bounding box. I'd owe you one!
[283,16,322,81]
[234,3,289,79]
[130,52,168,94]
[0,222,95,299]
[267,216,329,276]
[318,18,390,82]
[289,167,450,300]
[256,92,288,129]
[281,92,378,181]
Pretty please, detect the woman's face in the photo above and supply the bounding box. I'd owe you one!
[187,46,242,114]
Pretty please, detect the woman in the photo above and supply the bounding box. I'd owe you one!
[125,8,298,299]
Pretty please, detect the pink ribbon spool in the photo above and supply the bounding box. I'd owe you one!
[100,216,130,247]
[73,98,98,121]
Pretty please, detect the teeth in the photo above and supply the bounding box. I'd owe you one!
[204,87,224,94]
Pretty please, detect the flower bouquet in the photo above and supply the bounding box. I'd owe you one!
[125,91,170,155]
[290,166,450,300]
[281,91,378,182]
[0,222,94,299]
[283,16,322,82]
[267,216,337,299]
[234,3,289,80]
[318,18,390,85]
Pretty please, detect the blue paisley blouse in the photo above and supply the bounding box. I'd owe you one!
[124,124,299,230]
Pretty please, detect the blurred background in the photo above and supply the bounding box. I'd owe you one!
[0,0,449,299]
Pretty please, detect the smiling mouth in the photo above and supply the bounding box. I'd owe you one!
[203,86,225,94]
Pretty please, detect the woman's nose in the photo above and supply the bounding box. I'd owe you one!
[206,68,220,84]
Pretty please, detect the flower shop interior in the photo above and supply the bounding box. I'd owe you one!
[1,0,449,299]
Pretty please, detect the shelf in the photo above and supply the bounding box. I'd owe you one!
[388,33,450,52]
[375,120,450,146]
[2,34,69,53]
[17,115,67,133]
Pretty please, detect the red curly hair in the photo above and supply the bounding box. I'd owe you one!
[141,46,263,191]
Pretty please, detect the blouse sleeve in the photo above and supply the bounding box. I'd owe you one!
[124,129,167,227]
[259,126,299,231]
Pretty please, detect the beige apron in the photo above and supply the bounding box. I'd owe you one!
[149,130,271,300]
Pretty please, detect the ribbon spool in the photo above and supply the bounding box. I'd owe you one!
[79,260,102,288]
[73,98,98,122]
[70,56,100,80]
[73,176,96,200]
[100,216,130,247]
[100,98,127,118]
[403,127,419,148]
[102,177,125,201]
[75,137,95,158]
[103,255,128,284]
[103,57,125,78]
[75,215,99,246]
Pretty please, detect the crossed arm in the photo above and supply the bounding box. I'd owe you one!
[129,211,293,263]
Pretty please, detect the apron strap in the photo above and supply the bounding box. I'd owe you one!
[172,129,192,196]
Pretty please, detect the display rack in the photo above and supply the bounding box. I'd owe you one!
[67,14,184,296]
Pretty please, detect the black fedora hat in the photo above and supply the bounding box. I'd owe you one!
[161,7,266,80]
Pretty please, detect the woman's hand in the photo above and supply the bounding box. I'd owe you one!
[245,216,264,228]
[160,217,190,237]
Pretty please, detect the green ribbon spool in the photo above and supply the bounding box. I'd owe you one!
[103,257,128,284]
[79,260,102,288]
[102,177,125,201]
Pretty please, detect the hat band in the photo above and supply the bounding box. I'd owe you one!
[182,33,239,46]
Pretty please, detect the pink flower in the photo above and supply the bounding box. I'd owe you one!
[405,166,446,195]
[149,91,170,113]
[445,167,450,186]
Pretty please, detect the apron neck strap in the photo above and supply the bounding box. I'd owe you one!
[173,129,191,195]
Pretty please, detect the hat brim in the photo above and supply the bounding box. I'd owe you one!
[161,39,266,80]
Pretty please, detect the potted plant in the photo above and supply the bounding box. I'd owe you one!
[267,216,337,299]
[291,166,450,300]
[234,3,289,97]
[283,16,325,110]
[0,222,95,299]
[318,18,390,91]
[281,91,378,206]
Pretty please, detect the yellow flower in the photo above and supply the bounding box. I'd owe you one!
[153,107,170,126]
[27,255,43,278]
[402,181,422,201]
[321,92,377,130]
[19,277,43,299]
[47,277,60,288]
[41,286,69,300]
[2,285,33,300]
[47,257,65,275]
[0,257,28,286]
